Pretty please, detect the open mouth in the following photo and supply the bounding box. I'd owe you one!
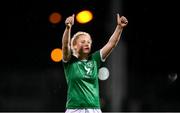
[84,47,90,51]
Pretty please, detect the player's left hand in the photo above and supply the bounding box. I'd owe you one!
[117,13,128,28]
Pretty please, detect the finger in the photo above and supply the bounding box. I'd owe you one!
[66,20,72,26]
[65,19,69,24]
[125,20,128,24]
[121,16,128,23]
[71,14,75,24]
[72,14,75,18]
[117,13,120,20]
[65,19,71,25]
[123,17,128,24]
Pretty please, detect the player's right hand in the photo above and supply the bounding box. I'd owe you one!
[65,14,75,28]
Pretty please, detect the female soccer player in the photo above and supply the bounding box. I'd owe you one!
[62,13,128,113]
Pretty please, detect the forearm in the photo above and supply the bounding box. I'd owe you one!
[62,26,72,60]
[62,26,71,46]
[108,25,123,48]
[100,25,124,60]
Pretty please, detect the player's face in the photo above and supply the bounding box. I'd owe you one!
[74,35,92,54]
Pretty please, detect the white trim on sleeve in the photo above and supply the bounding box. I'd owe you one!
[100,49,106,62]
[62,58,68,63]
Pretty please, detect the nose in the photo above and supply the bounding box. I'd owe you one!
[84,42,90,46]
[85,43,89,46]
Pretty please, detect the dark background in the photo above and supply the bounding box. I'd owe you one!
[3,0,180,112]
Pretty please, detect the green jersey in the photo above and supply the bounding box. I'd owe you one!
[63,50,103,109]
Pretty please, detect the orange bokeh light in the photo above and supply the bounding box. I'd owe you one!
[49,12,62,24]
[51,48,63,62]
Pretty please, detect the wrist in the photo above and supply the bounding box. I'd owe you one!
[66,24,72,29]
[117,24,123,29]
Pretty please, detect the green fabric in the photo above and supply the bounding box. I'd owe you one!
[63,50,102,109]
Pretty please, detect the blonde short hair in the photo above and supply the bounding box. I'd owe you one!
[71,31,92,52]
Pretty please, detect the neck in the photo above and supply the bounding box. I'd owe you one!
[79,54,88,60]
[73,52,88,60]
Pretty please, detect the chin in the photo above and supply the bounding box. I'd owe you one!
[83,50,90,54]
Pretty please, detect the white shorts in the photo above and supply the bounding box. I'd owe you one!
[65,109,102,113]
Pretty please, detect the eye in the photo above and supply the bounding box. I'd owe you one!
[81,40,85,43]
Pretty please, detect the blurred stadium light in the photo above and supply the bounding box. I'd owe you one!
[76,10,93,24]
[49,12,62,24]
[51,48,63,62]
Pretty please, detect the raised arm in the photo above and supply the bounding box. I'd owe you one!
[62,14,74,62]
[101,14,128,60]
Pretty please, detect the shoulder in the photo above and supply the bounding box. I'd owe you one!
[91,50,105,62]
[62,55,77,65]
